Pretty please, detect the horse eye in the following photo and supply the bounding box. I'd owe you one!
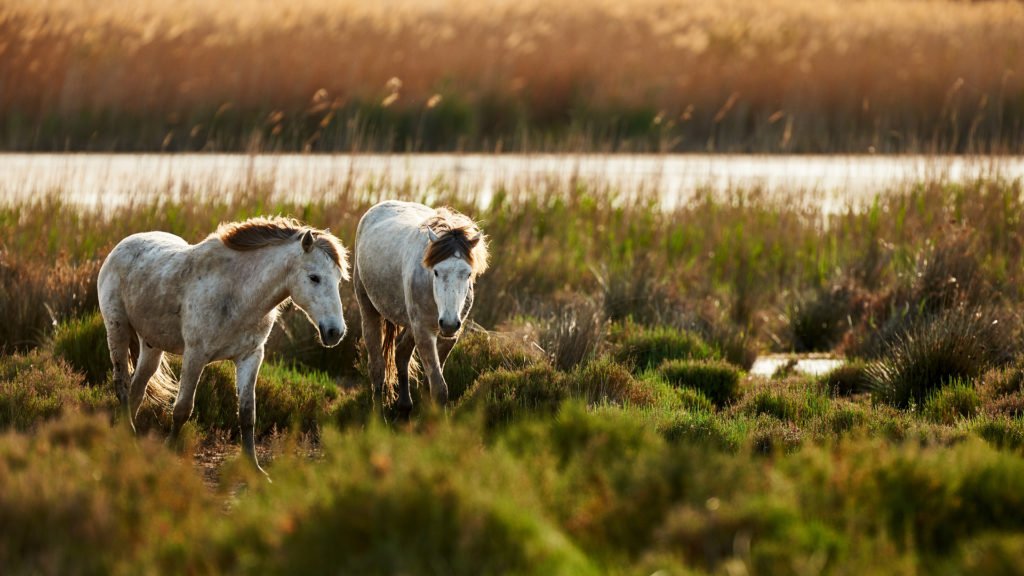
[434,270,438,277]
[309,274,321,284]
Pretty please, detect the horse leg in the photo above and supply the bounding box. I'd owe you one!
[170,351,206,442]
[437,334,458,371]
[394,330,416,420]
[412,327,448,406]
[126,341,163,431]
[234,348,268,477]
[102,313,133,417]
[354,271,387,401]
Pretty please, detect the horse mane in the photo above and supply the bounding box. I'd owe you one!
[215,216,350,279]
[421,207,489,277]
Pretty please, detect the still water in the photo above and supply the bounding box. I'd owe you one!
[2,153,1022,211]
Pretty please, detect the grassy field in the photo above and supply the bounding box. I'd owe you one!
[3,0,1024,152]
[3,171,1024,573]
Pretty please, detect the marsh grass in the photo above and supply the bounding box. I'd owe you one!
[657,359,741,408]
[4,0,1024,152]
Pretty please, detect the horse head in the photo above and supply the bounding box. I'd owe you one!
[289,229,349,347]
[425,226,485,338]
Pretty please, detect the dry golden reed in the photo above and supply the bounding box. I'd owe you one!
[2,0,1023,150]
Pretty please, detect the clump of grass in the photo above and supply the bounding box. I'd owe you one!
[972,417,1024,453]
[612,324,717,372]
[821,360,871,397]
[0,254,100,351]
[51,312,110,385]
[565,357,654,407]
[458,364,567,429]
[867,307,1013,408]
[923,380,980,425]
[658,411,744,452]
[0,350,114,430]
[739,378,830,424]
[750,417,805,454]
[443,330,546,403]
[539,295,606,371]
[822,402,869,436]
[657,359,741,408]
[788,283,857,352]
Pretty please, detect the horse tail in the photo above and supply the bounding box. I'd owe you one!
[145,354,179,408]
[381,319,401,402]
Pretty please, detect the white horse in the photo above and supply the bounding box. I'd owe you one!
[353,200,488,417]
[98,216,349,474]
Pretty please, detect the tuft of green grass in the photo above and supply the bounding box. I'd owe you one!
[739,378,830,424]
[657,359,741,408]
[612,324,717,373]
[923,380,980,425]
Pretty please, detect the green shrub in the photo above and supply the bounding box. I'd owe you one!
[230,425,598,576]
[0,415,214,574]
[923,380,980,425]
[611,324,717,372]
[821,360,871,397]
[51,311,110,385]
[658,359,741,407]
[444,331,546,403]
[676,388,714,414]
[458,364,567,429]
[873,440,1024,551]
[0,350,114,430]
[565,358,654,407]
[653,498,841,574]
[868,307,1013,408]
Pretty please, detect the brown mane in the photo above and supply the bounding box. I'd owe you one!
[421,207,489,276]
[215,216,350,279]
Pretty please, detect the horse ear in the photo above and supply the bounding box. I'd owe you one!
[301,230,315,253]
[467,232,482,247]
[427,227,440,243]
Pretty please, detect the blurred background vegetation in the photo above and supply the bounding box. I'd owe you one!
[2,0,1024,153]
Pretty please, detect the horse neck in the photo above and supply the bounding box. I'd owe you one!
[227,244,295,316]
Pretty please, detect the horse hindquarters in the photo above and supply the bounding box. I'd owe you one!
[353,264,388,400]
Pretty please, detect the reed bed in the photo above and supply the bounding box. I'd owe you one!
[3,0,1023,151]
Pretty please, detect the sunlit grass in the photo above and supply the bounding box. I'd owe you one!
[3,0,1023,151]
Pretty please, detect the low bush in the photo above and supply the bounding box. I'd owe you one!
[458,364,567,429]
[444,331,546,403]
[51,312,110,385]
[0,350,114,430]
[611,324,717,372]
[658,359,741,408]
[565,358,654,407]
[821,360,871,397]
[0,415,214,574]
[659,411,745,452]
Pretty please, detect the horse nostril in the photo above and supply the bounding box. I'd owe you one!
[327,327,339,340]
[454,320,461,331]
[438,318,444,328]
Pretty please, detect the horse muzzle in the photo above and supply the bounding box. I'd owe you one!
[318,322,345,347]
[438,317,461,338]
